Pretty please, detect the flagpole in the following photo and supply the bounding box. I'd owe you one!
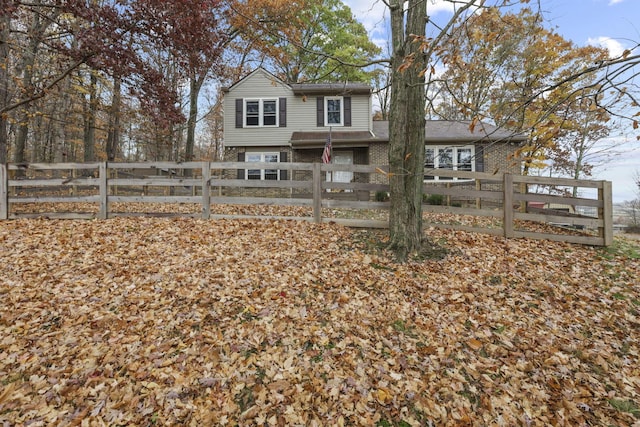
[329,126,333,164]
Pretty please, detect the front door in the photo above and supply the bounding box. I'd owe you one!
[331,151,353,189]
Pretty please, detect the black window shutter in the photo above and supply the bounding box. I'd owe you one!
[235,99,243,128]
[237,152,245,179]
[344,96,352,127]
[279,151,288,180]
[317,97,324,127]
[474,144,484,172]
[279,98,287,127]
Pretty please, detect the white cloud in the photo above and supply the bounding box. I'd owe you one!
[344,0,463,28]
[343,0,473,49]
[608,0,625,5]
[342,0,388,34]
[426,0,458,14]
[587,36,626,58]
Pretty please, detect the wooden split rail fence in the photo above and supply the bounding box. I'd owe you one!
[0,162,613,246]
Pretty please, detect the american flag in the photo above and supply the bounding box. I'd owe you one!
[322,131,332,164]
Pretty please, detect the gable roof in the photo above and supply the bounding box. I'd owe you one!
[221,67,372,96]
[290,83,371,96]
[221,68,289,93]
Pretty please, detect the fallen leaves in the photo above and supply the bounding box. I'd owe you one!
[0,217,639,426]
[467,339,484,351]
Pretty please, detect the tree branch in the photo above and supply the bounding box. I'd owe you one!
[0,56,90,115]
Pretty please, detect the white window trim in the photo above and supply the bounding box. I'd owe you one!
[424,145,475,181]
[324,96,344,127]
[245,152,280,181]
[244,99,279,128]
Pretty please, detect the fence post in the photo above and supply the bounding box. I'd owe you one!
[503,173,514,238]
[519,182,527,212]
[202,161,211,219]
[599,181,613,246]
[313,162,322,223]
[98,162,108,219]
[0,163,7,220]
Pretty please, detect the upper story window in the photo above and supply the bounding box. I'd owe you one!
[316,96,351,128]
[245,99,278,127]
[424,145,474,181]
[325,97,343,126]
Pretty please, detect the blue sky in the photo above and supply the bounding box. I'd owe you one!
[343,0,640,202]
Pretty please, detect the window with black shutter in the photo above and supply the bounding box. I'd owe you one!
[242,152,282,180]
[240,99,280,127]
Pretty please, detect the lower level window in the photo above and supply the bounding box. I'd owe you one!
[246,152,279,180]
[424,146,474,181]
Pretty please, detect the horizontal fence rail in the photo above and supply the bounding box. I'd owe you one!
[0,162,613,246]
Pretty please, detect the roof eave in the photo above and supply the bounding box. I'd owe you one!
[424,136,528,144]
[290,85,371,96]
[291,140,372,149]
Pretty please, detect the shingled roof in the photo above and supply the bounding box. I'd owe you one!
[291,120,527,148]
[373,120,527,143]
[289,83,371,96]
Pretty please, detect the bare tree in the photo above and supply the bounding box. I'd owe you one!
[385,0,478,260]
[386,0,427,261]
[0,12,9,164]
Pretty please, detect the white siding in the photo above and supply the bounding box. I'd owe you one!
[223,69,292,147]
[224,69,373,147]
[285,95,371,132]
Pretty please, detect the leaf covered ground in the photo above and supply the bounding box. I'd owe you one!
[0,218,639,426]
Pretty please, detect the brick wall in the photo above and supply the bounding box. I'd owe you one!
[220,142,521,201]
[368,142,389,186]
[221,146,293,197]
[483,143,521,175]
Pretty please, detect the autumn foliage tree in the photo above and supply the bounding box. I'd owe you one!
[385,0,481,260]
[433,7,611,175]
[550,91,614,188]
[228,0,380,83]
[1,0,378,163]
[0,0,229,162]
[135,0,228,163]
[382,0,639,259]
[385,0,427,261]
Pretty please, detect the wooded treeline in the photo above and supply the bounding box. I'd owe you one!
[0,0,380,165]
[0,0,637,185]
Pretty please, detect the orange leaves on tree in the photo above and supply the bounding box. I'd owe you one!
[397,53,415,73]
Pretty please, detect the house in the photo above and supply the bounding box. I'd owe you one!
[222,68,526,186]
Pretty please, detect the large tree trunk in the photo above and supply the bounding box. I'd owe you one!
[14,112,30,164]
[387,0,427,261]
[84,71,98,162]
[13,9,44,166]
[183,72,205,176]
[0,13,10,164]
[185,72,205,163]
[106,76,122,161]
[53,73,74,165]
